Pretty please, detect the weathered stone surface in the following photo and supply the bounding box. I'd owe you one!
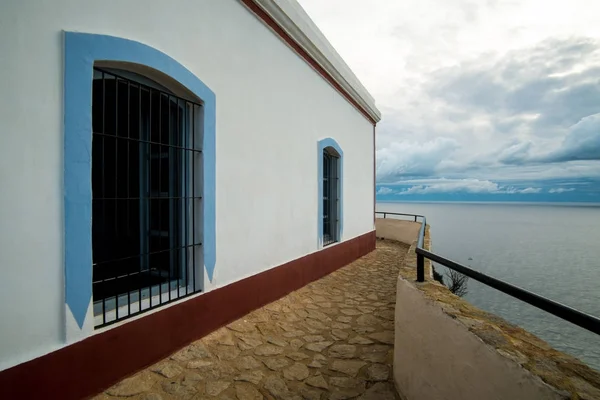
[258,323,281,336]
[305,375,329,389]
[263,357,290,370]
[213,344,241,361]
[237,356,262,370]
[570,376,600,400]
[328,344,357,359]
[357,306,376,313]
[254,344,284,356]
[206,381,231,396]
[317,302,333,308]
[227,320,256,333]
[187,362,236,380]
[305,341,334,353]
[299,385,322,400]
[330,389,362,400]
[235,371,264,385]
[264,375,291,400]
[367,331,394,345]
[161,379,197,399]
[282,330,305,338]
[305,319,328,330]
[247,310,271,324]
[340,309,362,316]
[206,330,236,346]
[106,373,154,397]
[97,239,417,400]
[181,372,204,386]
[187,360,213,369]
[331,322,351,330]
[358,382,396,400]
[140,393,163,400]
[287,352,311,361]
[277,322,298,332]
[353,327,376,334]
[235,383,264,400]
[366,364,390,381]
[374,310,395,321]
[349,336,374,345]
[307,310,332,322]
[303,335,326,343]
[267,336,288,347]
[283,363,310,381]
[171,342,211,361]
[356,315,381,326]
[380,321,394,330]
[237,335,263,350]
[329,376,362,389]
[266,303,282,312]
[150,362,182,378]
[290,338,304,350]
[330,360,367,377]
[331,329,349,340]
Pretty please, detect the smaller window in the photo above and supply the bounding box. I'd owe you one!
[322,149,340,246]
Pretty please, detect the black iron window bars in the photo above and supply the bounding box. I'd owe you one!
[323,150,340,246]
[91,68,202,328]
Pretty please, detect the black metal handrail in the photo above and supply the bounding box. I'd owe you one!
[375,211,600,336]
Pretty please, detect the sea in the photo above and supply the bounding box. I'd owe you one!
[376,201,600,371]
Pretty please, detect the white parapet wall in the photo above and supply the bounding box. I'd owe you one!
[389,235,600,400]
[394,279,565,400]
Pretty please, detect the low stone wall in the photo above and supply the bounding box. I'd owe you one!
[388,229,600,400]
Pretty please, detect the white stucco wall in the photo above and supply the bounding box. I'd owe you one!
[0,0,375,371]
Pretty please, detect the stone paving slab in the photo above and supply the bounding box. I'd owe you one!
[93,240,409,400]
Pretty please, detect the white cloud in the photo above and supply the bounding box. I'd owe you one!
[376,137,458,182]
[549,188,576,193]
[520,187,542,194]
[298,0,600,193]
[376,187,394,195]
[540,113,600,162]
[387,178,542,195]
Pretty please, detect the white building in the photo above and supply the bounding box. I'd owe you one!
[0,0,380,397]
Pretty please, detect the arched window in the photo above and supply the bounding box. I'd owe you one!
[91,67,203,327]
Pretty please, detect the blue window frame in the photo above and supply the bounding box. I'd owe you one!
[317,138,343,247]
[64,32,216,330]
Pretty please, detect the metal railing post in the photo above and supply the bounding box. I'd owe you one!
[414,215,417,222]
[383,213,386,218]
[417,253,425,282]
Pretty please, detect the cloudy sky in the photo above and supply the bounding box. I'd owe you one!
[298,0,600,202]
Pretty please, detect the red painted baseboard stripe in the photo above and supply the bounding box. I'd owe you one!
[0,230,375,400]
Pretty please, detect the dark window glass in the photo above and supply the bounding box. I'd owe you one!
[91,68,202,328]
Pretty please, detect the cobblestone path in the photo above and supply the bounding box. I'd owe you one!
[94,240,410,400]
